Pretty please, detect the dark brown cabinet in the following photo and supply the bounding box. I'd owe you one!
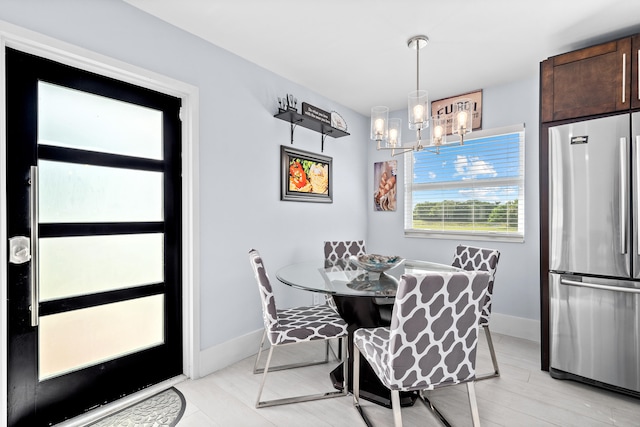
[541,37,632,122]
[633,34,640,109]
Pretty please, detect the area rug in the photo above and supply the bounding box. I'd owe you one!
[89,387,186,427]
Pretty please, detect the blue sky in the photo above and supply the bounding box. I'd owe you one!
[412,133,520,204]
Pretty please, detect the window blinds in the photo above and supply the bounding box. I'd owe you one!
[404,124,525,242]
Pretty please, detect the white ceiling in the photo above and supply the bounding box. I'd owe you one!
[124,0,640,116]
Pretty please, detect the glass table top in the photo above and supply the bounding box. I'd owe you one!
[275,258,462,297]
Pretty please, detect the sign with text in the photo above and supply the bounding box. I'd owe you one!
[431,90,482,135]
[302,102,331,125]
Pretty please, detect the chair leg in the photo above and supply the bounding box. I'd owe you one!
[255,345,275,408]
[353,346,375,427]
[467,382,481,427]
[352,346,361,407]
[419,390,452,427]
[256,339,348,408]
[253,329,268,374]
[391,390,403,427]
[253,329,335,375]
[476,325,500,381]
[341,336,348,393]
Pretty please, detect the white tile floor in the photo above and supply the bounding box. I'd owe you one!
[174,333,640,426]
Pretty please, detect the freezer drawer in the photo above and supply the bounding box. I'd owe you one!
[549,273,640,394]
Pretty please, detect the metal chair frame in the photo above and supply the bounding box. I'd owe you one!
[249,248,349,408]
[452,244,501,381]
[252,329,339,374]
[353,346,481,427]
[255,334,348,408]
[477,324,500,380]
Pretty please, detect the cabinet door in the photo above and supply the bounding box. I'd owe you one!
[541,38,631,122]
[632,34,640,109]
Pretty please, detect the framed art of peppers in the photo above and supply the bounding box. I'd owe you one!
[281,145,332,203]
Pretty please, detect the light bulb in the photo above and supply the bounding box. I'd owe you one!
[458,111,468,126]
[413,104,424,123]
[434,125,443,138]
[389,128,398,146]
[374,118,385,135]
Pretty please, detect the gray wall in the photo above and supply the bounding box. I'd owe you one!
[0,0,541,360]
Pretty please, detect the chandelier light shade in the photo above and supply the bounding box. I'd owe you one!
[408,90,429,130]
[452,98,473,144]
[370,106,389,147]
[430,114,447,153]
[387,118,402,148]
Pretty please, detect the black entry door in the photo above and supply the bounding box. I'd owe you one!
[6,48,183,426]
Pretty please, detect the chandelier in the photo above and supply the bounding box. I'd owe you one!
[370,35,473,155]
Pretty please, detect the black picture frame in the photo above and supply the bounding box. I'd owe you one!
[281,145,333,203]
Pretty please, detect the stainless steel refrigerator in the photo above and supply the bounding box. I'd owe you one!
[549,112,640,397]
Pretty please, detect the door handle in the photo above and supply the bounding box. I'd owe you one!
[620,138,628,254]
[561,278,640,294]
[8,236,31,264]
[637,136,640,256]
[30,165,39,327]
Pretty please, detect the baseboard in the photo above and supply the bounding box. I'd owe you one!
[490,312,540,343]
[198,329,264,378]
[197,314,540,378]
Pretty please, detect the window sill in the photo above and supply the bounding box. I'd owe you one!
[404,229,524,243]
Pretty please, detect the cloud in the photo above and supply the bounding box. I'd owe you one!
[454,155,497,180]
[428,171,436,179]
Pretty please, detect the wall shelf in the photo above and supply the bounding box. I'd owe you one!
[275,109,349,152]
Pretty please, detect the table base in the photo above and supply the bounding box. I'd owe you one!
[330,364,418,408]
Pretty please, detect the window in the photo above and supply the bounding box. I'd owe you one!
[404,124,525,242]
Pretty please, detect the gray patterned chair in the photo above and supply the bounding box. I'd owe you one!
[323,240,366,305]
[323,240,368,358]
[323,240,366,262]
[452,244,501,380]
[248,249,349,408]
[353,271,491,427]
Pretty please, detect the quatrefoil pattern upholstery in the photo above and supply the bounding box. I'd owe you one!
[354,271,490,391]
[249,249,348,346]
[323,240,366,261]
[451,245,500,326]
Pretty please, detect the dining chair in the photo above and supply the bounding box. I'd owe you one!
[248,249,349,408]
[322,240,367,357]
[323,240,393,321]
[323,240,367,308]
[452,244,501,380]
[352,270,491,427]
[323,240,366,262]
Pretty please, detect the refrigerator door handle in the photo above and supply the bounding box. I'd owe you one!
[620,137,628,254]
[561,278,640,294]
[637,135,640,256]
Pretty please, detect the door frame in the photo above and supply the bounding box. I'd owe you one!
[0,20,201,424]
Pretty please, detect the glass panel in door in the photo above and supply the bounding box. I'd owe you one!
[38,81,164,159]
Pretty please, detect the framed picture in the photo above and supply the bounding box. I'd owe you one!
[431,89,483,135]
[374,160,397,211]
[281,145,332,203]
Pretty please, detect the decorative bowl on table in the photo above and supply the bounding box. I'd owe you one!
[349,254,404,273]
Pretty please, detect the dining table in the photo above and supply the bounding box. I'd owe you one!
[275,257,462,408]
